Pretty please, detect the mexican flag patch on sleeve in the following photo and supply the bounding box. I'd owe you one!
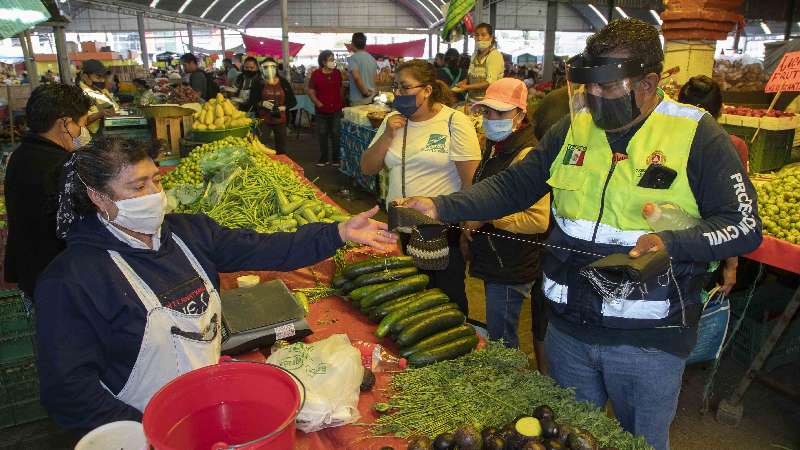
[563,144,587,166]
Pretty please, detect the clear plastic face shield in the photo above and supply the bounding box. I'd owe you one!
[566,55,649,131]
[261,61,278,84]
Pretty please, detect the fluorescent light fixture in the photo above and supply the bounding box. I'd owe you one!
[650,10,663,25]
[201,0,220,18]
[237,0,272,26]
[760,21,771,35]
[588,4,608,25]
[221,0,247,22]
[177,0,192,14]
[149,0,159,7]
[615,7,628,18]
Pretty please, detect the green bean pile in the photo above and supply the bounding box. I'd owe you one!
[165,138,350,233]
[371,342,652,450]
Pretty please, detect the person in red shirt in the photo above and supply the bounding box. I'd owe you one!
[678,75,747,295]
[308,50,345,166]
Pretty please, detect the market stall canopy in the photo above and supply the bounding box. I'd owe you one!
[0,0,51,39]
[345,39,426,59]
[242,35,304,58]
[156,51,178,62]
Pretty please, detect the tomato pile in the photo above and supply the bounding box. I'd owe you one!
[723,106,795,118]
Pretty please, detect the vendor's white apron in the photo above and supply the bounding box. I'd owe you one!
[103,233,222,412]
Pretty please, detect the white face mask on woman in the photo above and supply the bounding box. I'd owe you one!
[476,40,492,51]
[110,190,168,235]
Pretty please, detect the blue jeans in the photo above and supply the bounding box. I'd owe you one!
[485,282,533,348]
[545,324,686,450]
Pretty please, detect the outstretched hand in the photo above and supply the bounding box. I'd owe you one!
[338,206,397,252]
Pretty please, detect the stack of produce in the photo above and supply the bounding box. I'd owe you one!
[162,136,350,233]
[168,84,200,104]
[371,343,650,450]
[713,59,769,92]
[754,164,800,244]
[192,94,253,131]
[333,257,478,366]
[722,106,795,118]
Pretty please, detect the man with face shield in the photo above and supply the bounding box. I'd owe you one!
[258,58,297,155]
[398,19,762,450]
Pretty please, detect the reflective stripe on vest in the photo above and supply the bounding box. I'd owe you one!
[553,209,648,246]
[542,273,568,304]
[601,297,670,320]
[548,97,703,235]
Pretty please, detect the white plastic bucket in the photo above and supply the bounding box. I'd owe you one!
[75,420,148,450]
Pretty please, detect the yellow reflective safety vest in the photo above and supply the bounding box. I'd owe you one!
[541,97,707,329]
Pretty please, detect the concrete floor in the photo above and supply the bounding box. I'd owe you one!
[3,128,799,450]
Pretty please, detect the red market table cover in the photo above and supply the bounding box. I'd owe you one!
[242,34,304,58]
[744,235,800,275]
[346,39,426,58]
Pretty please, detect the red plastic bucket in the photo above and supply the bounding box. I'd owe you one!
[142,360,304,450]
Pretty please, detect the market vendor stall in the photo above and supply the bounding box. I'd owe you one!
[339,104,390,193]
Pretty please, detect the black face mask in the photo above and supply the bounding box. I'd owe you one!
[586,90,641,130]
[243,70,258,77]
[91,81,105,90]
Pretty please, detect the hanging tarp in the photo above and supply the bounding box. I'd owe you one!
[0,0,51,39]
[241,35,304,58]
[345,39,426,58]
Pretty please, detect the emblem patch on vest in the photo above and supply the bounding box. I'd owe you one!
[563,144,587,166]
[647,150,666,165]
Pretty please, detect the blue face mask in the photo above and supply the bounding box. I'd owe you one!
[483,117,515,142]
[393,94,420,118]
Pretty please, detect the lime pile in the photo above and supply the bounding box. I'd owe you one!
[755,165,800,244]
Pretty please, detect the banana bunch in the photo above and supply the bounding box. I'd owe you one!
[193,93,253,131]
[248,134,276,155]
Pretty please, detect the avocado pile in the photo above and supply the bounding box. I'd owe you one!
[402,405,616,450]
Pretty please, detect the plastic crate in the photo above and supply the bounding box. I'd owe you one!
[730,311,800,372]
[0,398,48,429]
[0,358,46,429]
[721,124,793,173]
[0,290,36,365]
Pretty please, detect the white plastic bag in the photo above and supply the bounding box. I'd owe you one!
[267,334,364,433]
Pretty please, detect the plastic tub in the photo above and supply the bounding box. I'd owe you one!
[75,421,147,450]
[143,360,304,450]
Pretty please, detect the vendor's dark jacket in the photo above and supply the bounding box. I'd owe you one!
[469,124,546,285]
[35,214,344,433]
[3,133,70,297]
[434,109,762,357]
[234,72,265,113]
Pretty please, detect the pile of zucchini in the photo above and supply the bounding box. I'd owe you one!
[334,256,479,367]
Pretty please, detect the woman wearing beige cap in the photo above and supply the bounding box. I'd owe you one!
[465,78,550,368]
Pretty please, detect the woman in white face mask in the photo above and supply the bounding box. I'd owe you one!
[35,137,397,434]
[456,22,505,103]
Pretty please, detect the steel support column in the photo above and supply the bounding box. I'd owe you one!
[542,1,558,82]
[281,0,290,76]
[53,25,73,85]
[137,12,149,71]
[187,23,194,52]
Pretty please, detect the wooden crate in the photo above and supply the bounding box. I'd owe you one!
[153,116,193,158]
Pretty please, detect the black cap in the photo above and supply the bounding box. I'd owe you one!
[81,59,106,75]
